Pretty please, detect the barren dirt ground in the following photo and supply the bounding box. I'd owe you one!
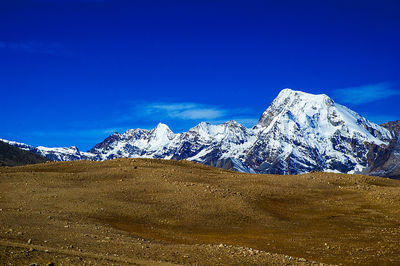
[1,158,400,265]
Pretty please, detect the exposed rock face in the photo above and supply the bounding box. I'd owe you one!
[0,139,97,161]
[87,89,393,175]
[245,89,391,174]
[366,121,400,178]
[0,140,48,166]
[89,121,255,172]
[2,89,398,177]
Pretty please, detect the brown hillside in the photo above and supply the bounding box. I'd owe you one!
[1,159,400,265]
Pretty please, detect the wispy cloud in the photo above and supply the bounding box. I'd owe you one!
[119,101,258,128]
[142,102,227,120]
[0,40,72,55]
[332,82,400,105]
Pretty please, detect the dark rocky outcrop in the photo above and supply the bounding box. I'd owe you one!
[0,140,49,166]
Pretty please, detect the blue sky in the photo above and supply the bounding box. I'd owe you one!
[1,0,399,151]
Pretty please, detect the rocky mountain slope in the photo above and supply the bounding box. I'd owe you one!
[365,121,400,179]
[246,89,391,174]
[0,139,96,161]
[0,140,48,166]
[2,89,398,176]
[89,89,393,175]
[89,120,256,172]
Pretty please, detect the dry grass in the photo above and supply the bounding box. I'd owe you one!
[1,158,400,265]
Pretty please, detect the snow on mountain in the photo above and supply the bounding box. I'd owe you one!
[90,89,393,174]
[35,146,97,161]
[89,120,255,172]
[0,138,97,161]
[172,121,256,172]
[0,138,35,151]
[2,88,397,176]
[246,89,392,174]
[89,123,177,160]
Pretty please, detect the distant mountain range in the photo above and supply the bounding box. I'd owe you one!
[0,140,48,166]
[2,89,399,178]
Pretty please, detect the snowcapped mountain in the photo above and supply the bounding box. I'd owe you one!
[171,121,256,172]
[2,89,398,176]
[89,123,176,159]
[89,121,256,171]
[246,89,392,174]
[88,89,393,175]
[0,139,97,161]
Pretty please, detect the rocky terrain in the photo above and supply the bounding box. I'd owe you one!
[1,159,400,265]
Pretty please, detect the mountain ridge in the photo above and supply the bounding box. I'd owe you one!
[2,89,398,177]
[0,140,49,166]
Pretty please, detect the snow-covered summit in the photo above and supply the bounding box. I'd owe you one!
[257,88,334,128]
[149,122,175,141]
[247,88,392,174]
[3,88,397,176]
[256,88,390,144]
[188,120,249,143]
[87,89,393,174]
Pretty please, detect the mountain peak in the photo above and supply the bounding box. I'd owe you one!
[275,88,334,106]
[189,122,216,138]
[257,89,335,128]
[224,120,241,127]
[152,122,173,134]
[7,88,395,177]
[149,123,175,144]
[123,128,148,136]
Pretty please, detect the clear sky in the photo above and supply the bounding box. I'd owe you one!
[1,0,399,151]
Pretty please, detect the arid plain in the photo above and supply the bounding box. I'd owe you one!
[1,159,400,265]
